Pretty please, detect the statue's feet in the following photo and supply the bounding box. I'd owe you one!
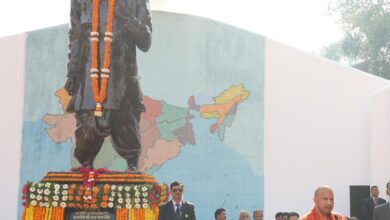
[126,159,140,173]
[82,161,94,169]
[70,166,81,172]
[70,162,94,172]
[126,165,141,174]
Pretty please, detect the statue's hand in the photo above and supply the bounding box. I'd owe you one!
[64,77,75,96]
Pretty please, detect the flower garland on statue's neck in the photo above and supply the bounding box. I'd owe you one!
[90,0,116,117]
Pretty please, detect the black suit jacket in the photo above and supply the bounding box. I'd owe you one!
[158,200,196,220]
[363,197,387,220]
[373,203,390,220]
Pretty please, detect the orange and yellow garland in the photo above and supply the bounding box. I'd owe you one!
[22,206,159,220]
[21,180,169,220]
[23,206,64,220]
[115,208,158,220]
[90,0,116,117]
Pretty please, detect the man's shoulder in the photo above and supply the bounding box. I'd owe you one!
[373,203,390,218]
[159,200,172,208]
[183,200,195,208]
[298,211,347,220]
[332,212,347,220]
[378,197,387,203]
[364,197,372,204]
[374,203,388,212]
[298,212,309,220]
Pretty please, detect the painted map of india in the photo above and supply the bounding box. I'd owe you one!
[43,84,250,172]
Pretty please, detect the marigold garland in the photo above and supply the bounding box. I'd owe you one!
[22,170,168,220]
[22,181,168,220]
[43,171,157,183]
[44,207,52,220]
[90,0,116,117]
[22,206,65,220]
[41,177,157,183]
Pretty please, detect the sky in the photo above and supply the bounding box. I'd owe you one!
[0,0,343,54]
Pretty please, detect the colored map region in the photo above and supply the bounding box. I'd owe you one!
[44,84,249,172]
[189,84,250,140]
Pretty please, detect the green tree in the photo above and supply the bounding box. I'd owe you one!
[323,0,390,79]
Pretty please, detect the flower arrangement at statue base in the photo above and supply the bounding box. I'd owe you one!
[21,168,169,220]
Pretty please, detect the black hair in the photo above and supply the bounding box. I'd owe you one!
[288,212,299,218]
[170,181,184,190]
[275,212,283,218]
[215,208,226,218]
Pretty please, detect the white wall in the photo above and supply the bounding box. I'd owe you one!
[264,38,390,219]
[0,34,26,220]
[370,85,390,198]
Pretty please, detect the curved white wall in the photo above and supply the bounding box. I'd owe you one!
[0,34,26,220]
[264,38,389,218]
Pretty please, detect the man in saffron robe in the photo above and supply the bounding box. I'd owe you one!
[299,186,347,220]
[64,0,152,171]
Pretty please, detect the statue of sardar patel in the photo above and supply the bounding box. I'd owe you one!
[64,0,152,172]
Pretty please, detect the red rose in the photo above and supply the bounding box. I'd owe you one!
[22,183,28,194]
[149,193,155,201]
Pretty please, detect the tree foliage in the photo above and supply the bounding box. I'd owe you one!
[323,0,390,79]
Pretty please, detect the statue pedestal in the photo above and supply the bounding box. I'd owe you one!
[21,169,169,220]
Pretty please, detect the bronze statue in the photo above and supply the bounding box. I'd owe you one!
[64,0,152,172]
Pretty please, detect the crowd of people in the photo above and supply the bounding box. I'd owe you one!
[274,212,300,220]
[158,181,390,220]
[215,208,266,220]
[214,208,301,220]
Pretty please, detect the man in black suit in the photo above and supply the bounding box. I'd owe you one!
[363,185,387,220]
[158,181,196,220]
[373,181,390,220]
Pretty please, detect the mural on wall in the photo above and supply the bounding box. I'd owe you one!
[19,11,264,219]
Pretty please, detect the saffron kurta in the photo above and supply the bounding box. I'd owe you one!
[299,207,347,220]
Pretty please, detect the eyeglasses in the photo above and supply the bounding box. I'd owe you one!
[172,188,183,193]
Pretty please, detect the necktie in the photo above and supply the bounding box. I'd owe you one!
[175,204,181,219]
[374,198,378,207]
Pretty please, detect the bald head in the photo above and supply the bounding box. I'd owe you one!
[314,186,333,196]
[313,186,334,216]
